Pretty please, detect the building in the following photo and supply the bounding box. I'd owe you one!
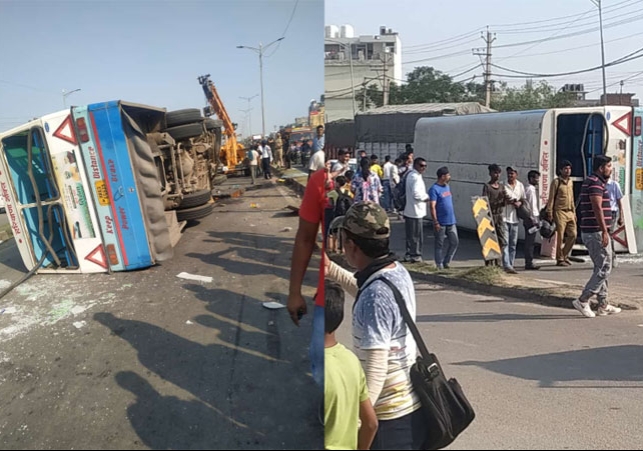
[324,25,402,122]
[561,83,640,107]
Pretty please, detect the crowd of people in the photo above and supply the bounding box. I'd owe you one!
[284,140,624,450]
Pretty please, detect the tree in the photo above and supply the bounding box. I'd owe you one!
[491,80,576,112]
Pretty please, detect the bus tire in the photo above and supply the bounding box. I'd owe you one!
[178,189,212,210]
[176,202,215,222]
[166,109,203,127]
[165,123,204,141]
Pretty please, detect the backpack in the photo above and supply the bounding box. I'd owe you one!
[394,171,410,211]
[334,188,353,217]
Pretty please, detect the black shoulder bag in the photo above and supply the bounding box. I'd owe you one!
[375,277,476,450]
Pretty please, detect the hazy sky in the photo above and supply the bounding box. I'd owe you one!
[326,0,643,101]
[0,0,323,136]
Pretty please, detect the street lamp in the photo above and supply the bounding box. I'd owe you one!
[590,0,607,105]
[326,38,356,118]
[239,94,259,136]
[237,37,285,138]
[62,88,81,108]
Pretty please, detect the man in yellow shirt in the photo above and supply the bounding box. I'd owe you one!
[325,281,378,450]
[370,155,384,180]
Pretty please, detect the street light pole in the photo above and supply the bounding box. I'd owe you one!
[591,0,608,105]
[62,88,81,108]
[240,94,259,136]
[237,37,284,138]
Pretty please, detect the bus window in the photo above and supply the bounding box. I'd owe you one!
[1,128,59,205]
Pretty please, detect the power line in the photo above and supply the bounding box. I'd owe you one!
[493,1,642,34]
[264,0,300,58]
[490,0,638,29]
[495,30,643,60]
[405,28,484,49]
[495,14,643,49]
[491,46,643,78]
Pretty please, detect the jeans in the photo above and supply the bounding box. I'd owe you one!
[580,232,612,308]
[262,157,271,179]
[371,408,427,450]
[405,217,424,261]
[382,180,393,211]
[502,222,519,269]
[310,305,324,387]
[434,224,459,268]
[524,224,537,267]
[250,165,257,184]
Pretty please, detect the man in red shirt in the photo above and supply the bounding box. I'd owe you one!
[288,167,333,386]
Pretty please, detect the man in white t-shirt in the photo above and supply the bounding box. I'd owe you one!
[503,166,526,274]
[404,158,430,263]
[382,155,398,213]
[259,140,273,179]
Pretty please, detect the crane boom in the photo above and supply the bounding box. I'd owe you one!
[198,74,244,170]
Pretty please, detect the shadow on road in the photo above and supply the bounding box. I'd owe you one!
[455,345,643,387]
[94,309,321,449]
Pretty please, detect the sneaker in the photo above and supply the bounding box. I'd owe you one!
[597,305,622,316]
[525,265,541,271]
[504,267,518,274]
[443,263,451,270]
[572,299,596,318]
[557,261,571,267]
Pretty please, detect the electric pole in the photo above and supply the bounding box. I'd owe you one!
[382,52,389,106]
[474,28,496,108]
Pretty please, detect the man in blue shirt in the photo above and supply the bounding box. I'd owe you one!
[429,166,459,269]
[313,125,325,152]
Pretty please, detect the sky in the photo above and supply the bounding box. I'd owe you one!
[0,0,323,136]
[326,0,643,102]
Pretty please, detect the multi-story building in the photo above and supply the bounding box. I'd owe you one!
[324,25,402,122]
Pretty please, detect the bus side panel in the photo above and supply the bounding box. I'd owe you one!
[87,103,153,270]
[631,107,643,250]
[72,107,126,272]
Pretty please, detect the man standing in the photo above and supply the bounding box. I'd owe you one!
[524,170,541,270]
[248,145,260,185]
[501,167,525,274]
[429,167,459,270]
[259,139,273,180]
[483,164,509,267]
[274,133,284,168]
[403,158,430,263]
[546,160,577,267]
[606,178,624,267]
[313,125,325,154]
[337,202,424,450]
[382,156,397,212]
[572,155,621,318]
[331,149,351,176]
[288,166,334,386]
[398,151,414,178]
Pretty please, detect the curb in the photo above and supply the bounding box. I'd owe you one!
[329,254,639,312]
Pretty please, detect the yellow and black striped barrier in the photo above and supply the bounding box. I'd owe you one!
[471,196,502,261]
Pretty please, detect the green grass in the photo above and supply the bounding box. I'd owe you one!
[458,266,504,285]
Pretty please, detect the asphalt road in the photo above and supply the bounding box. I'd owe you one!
[0,178,323,449]
[336,280,643,450]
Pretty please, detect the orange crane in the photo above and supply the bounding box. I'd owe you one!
[198,74,245,171]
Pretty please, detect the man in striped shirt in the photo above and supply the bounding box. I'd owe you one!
[572,155,622,318]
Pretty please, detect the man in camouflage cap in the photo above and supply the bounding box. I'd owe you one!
[337,201,391,241]
[335,201,424,449]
